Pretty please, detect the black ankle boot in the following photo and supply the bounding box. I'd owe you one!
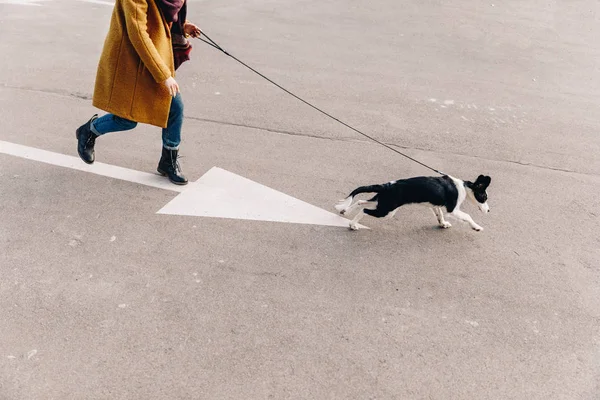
[157,147,188,185]
[76,114,99,164]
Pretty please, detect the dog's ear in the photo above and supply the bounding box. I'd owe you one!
[475,175,491,189]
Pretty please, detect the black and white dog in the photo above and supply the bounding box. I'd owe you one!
[335,174,491,231]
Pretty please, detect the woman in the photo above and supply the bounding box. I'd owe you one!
[76,0,201,185]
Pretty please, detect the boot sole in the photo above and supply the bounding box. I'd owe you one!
[76,128,94,164]
[157,168,189,185]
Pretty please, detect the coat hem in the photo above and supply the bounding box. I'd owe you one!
[91,100,169,129]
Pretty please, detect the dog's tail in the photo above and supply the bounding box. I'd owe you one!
[334,184,385,214]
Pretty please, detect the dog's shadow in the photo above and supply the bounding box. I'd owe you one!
[332,215,484,255]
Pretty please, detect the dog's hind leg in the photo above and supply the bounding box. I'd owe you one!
[364,206,392,219]
[432,207,452,228]
[348,200,380,230]
[349,210,367,230]
[383,208,398,220]
[343,200,376,216]
[351,203,395,229]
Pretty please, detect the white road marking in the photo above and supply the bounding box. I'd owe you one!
[0,0,47,5]
[78,0,114,6]
[157,167,358,228]
[0,140,184,193]
[1,0,113,6]
[0,141,359,228]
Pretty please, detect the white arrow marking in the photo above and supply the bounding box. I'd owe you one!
[0,140,360,228]
[157,167,359,228]
[0,0,48,5]
[0,140,183,193]
[1,0,113,5]
[78,0,114,6]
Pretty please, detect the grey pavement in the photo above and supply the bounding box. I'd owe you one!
[1,0,599,399]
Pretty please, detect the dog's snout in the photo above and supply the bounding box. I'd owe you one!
[479,202,490,213]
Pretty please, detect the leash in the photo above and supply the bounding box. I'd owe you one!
[196,31,445,176]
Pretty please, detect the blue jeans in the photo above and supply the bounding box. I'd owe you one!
[90,92,184,150]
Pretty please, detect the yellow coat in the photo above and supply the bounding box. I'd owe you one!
[92,0,174,128]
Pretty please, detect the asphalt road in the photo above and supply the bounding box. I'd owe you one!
[1,0,599,399]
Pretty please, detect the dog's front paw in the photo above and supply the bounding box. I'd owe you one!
[349,223,360,231]
[472,225,483,232]
[440,221,452,229]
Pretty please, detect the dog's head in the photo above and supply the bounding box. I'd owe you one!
[465,175,491,213]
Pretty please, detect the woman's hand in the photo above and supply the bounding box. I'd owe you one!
[164,77,180,97]
[184,21,201,38]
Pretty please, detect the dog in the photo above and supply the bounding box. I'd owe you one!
[335,174,491,231]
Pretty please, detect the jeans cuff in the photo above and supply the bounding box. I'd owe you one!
[90,120,102,136]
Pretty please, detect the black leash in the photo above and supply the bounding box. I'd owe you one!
[197,31,445,176]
